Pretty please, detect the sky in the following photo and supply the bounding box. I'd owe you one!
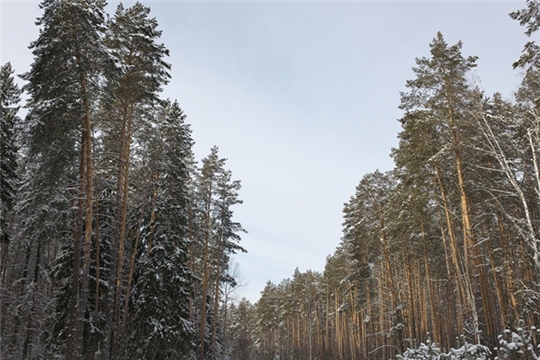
[1,0,528,303]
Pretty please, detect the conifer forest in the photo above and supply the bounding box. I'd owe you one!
[5,0,540,359]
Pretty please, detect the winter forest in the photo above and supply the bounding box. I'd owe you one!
[3,0,540,360]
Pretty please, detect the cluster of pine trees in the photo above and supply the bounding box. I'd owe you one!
[225,2,540,360]
[0,1,246,359]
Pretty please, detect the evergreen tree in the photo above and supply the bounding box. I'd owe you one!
[255,281,281,360]
[511,0,540,74]
[99,3,171,357]
[398,32,496,343]
[128,100,195,358]
[13,0,108,357]
[228,298,255,360]
[342,170,405,356]
[193,146,246,359]
[0,62,21,284]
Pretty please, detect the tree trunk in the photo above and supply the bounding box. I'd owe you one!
[211,232,224,353]
[77,71,95,358]
[199,197,212,359]
[66,133,86,359]
[433,165,474,331]
[422,224,440,345]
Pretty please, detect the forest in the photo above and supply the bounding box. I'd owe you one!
[2,0,540,359]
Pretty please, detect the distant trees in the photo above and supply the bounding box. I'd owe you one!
[0,1,245,359]
[226,297,256,360]
[190,145,246,359]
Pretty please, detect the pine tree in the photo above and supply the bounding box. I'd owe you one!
[255,281,281,360]
[322,246,355,358]
[342,170,404,356]
[0,62,21,284]
[128,100,195,358]
[510,0,540,72]
[398,32,498,344]
[193,146,246,359]
[100,3,171,356]
[14,0,107,357]
[0,61,24,358]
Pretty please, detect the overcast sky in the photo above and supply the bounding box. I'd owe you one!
[1,0,527,303]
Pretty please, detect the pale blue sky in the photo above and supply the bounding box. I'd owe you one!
[1,0,526,302]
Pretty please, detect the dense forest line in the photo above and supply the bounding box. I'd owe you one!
[1,1,246,359]
[223,2,540,360]
[3,0,540,360]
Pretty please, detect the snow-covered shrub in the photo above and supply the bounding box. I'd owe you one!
[396,337,442,360]
[395,335,490,360]
[443,340,491,360]
[495,321,540,359]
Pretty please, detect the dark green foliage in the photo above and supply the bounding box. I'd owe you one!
[0,62,20,249]
[128,100,196,358]
[131,243,194,359]
[21,0,106,182]
[105,2,171,106]
[510,0,540,69]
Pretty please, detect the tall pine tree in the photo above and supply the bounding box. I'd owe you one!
[128,100,195,359]
[18,0,107,357]
[0,62,20,284]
